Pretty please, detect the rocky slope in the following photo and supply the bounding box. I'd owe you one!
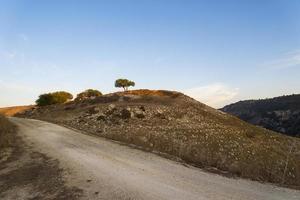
[16,90,300,188]
[221,94,300,137]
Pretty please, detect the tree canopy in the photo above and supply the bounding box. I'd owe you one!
[115,79,135,91]
[36,91,73,106]
[75,89,102,101]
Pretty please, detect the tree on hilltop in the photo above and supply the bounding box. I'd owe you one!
[115,79,135,91]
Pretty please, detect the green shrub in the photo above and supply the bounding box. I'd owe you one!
[36,91,73,106]
[75,89,102,101]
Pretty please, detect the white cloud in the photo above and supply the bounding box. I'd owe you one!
[262,50,300,69]
[183,83,239,108]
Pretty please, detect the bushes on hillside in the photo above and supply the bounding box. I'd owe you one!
[36,91,73,106]
[75,89,102,101]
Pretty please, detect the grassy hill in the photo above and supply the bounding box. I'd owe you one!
[221,94,300,137]
[15,90,300,188]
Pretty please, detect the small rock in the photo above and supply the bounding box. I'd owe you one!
[108,104,116,110]
[106,104,117,115]
[139,106,146,111]
[97,114,106,121]
[120,108,132,119]
[155,110,166,119]
[135,110,145,119]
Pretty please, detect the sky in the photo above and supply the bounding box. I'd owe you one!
[0,0,300,108]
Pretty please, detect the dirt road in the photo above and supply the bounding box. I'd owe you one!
[9,118,300,200]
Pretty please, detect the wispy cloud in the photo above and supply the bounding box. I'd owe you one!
[183,83,239,108]
[262,50,300,69]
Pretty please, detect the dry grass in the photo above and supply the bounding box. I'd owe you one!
[0,106,34,117]
[113,89,182,98]
[0,115,16,149]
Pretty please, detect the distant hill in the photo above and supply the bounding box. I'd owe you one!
[16,89,300,187]
[221,94,300,137]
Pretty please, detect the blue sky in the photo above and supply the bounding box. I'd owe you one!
[0,0,300,108]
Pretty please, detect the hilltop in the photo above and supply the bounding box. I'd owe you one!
[221,94,300,137]
[14,90,300,188]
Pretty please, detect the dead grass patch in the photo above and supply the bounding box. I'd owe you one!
[0,115,17,150]
[0,106,33,117]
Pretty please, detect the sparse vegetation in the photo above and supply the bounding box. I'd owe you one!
[0,115,16,150]
[75,89,102,101]
[115,78,135,91]
[36,91,73,106]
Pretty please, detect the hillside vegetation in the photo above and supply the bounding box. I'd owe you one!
[221,94,300,137]
[16,90,300,188]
